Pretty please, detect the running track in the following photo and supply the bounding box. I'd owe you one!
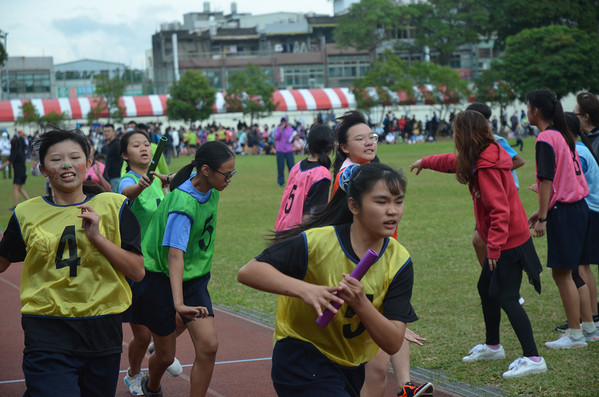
[0,262,460,397]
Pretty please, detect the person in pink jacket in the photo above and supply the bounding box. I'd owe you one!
[410,110,546,379]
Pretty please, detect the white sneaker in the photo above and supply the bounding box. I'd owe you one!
[462,344,506,362]
[502,357,547,379]
[583,328,599,342]
[545,332,587,349]
[124,368,144,395]
[148,342,183,377]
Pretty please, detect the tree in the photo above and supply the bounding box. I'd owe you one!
[492,26,599,100]
[0,40,6,68]
[474,69,517,133]
[400,0,488,66]
[40,111,68,128]
[408,61,471,121]
[166,70,217,127]
[15,102,41,131]
[89,74,127,124]
[334,0,405,62]
[481,0,599,50]
[352,50,413,121]
[225,64,277,125]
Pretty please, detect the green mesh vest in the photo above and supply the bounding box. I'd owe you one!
[119,171,165,241]
[142,186,219,281]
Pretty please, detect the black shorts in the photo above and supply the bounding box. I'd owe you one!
[271,337,365,397]
[121,277,134,323]
[14,175,27,185]
[590,210,599,264]
[547,200,591,270]
[22,351,120,397]
[131,271,213,337]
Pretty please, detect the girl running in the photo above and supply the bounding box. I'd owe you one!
[411,110,547,378]
[84,138,112,192]
[117,130,181,395]
[0,136,30,210]
[526,90,599,349]
[239,163,417,397]
[0,127,144,397]
[331,111,378,197]
[275,124,334,232]
[132,141,236,397]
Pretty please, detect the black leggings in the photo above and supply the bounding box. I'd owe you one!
[478,249,539,357]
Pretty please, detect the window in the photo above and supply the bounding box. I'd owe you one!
[478,48,492,59]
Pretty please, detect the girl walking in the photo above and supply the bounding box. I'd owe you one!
[275,124,334,232]
[239,163,417,397]
[132,141,236,397]
[411,110,546,378]
[0,136,30,210]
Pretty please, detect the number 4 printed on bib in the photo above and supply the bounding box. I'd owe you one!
[55,225,81,277]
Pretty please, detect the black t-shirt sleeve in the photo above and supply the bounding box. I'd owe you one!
[255,234,307,279]
[8,150,17,163]
[382,260,418,323]
[0,213,27,262]
[536,141,555,181]
[303,178,331,216]
[119,204,142,254]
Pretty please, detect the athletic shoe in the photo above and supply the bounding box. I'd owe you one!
[462,344,506,362]
[554,321,569,332]
[123,368,143,395]
[148,342,184,377]
[545,332,587,349]
[140,374,163,397]
[583,328,599,342]
[594,314,599,329]
[502,357,547,379]
[518,296,525,305]
[398,381,434,397]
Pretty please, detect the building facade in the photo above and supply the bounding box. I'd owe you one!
[1,57,56,100]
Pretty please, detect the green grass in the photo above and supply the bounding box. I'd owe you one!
[3,137,598,396]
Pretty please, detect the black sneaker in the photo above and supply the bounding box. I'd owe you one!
[398,382,434,397]
[555,318,583,332]
[140,374,163,397]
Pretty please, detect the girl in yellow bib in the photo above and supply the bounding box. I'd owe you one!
[0,127,145,397]
[239,163,416,397]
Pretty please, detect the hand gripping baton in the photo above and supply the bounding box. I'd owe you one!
[316,249,379,328]
[147,136,168,180]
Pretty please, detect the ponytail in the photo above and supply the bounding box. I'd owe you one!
[170,141,235,190]
[565,112,599,166]
[526,89,575,152]
[307,124,334,169]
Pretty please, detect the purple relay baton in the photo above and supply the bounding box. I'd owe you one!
[316,249,379,328]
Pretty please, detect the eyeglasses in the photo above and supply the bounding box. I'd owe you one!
[573,112,585,117]
[212,168,237,181]
[353,133,379,144]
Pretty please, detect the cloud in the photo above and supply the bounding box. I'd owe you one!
[51,16,136,37]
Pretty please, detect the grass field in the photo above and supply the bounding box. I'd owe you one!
[2,137,598,396]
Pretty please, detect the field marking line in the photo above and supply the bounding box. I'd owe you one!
[0,275,19,291]
[213,307,275,331]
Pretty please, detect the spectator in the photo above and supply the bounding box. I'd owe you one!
[274,117,296,187]
[103,123,121,192]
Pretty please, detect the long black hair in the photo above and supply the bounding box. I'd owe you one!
[565,112,599,166]
[525,89,575,152]
[332,110,369,179]
[576,92,599,129]
[170,141,235,189]
[273,162,407,244]
[307,124,334,169]
[120,129,150,172]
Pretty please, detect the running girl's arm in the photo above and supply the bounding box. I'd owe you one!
[529,179,552,238]
[168,247,209,320]
[77,204,145,282]
[238,259,344,317]
[93,165,112,192]
[337,273,404,355]
[0,257,10,273]
[121,174,153,201]
[410,154,457,175]
[512,154,525,170]
[477,168,510,261]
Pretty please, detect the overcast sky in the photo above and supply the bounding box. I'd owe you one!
[0,0,334,69]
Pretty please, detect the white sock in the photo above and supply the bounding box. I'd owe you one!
[582,322,597,334]
[569,328,584,340]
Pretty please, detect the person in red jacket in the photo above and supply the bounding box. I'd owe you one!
[410,110,546,379]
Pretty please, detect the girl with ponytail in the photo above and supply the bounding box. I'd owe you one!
[131,141,236,397]
[526,89,599,349]
[275,124,334,232]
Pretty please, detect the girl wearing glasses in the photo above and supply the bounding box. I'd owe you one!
[131,141,236,397]
[411,110,546,379]
[331,111,378,197]
[117,130,182,395]
[239,163,416,397]
[275,124,335,232]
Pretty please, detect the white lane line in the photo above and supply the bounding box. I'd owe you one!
[0,276,19,291]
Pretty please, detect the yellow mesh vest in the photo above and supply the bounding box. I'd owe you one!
[274,226,412,367]
[16,193,132,317]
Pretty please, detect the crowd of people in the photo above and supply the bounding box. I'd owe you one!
[0,88,598,397]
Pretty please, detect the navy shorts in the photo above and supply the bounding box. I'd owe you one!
[22,351,120,397]
[271,337,365,397]
[131,271,213,337]
[547,200,591,269]
[14,175,27,185]
[590,210,599,264]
